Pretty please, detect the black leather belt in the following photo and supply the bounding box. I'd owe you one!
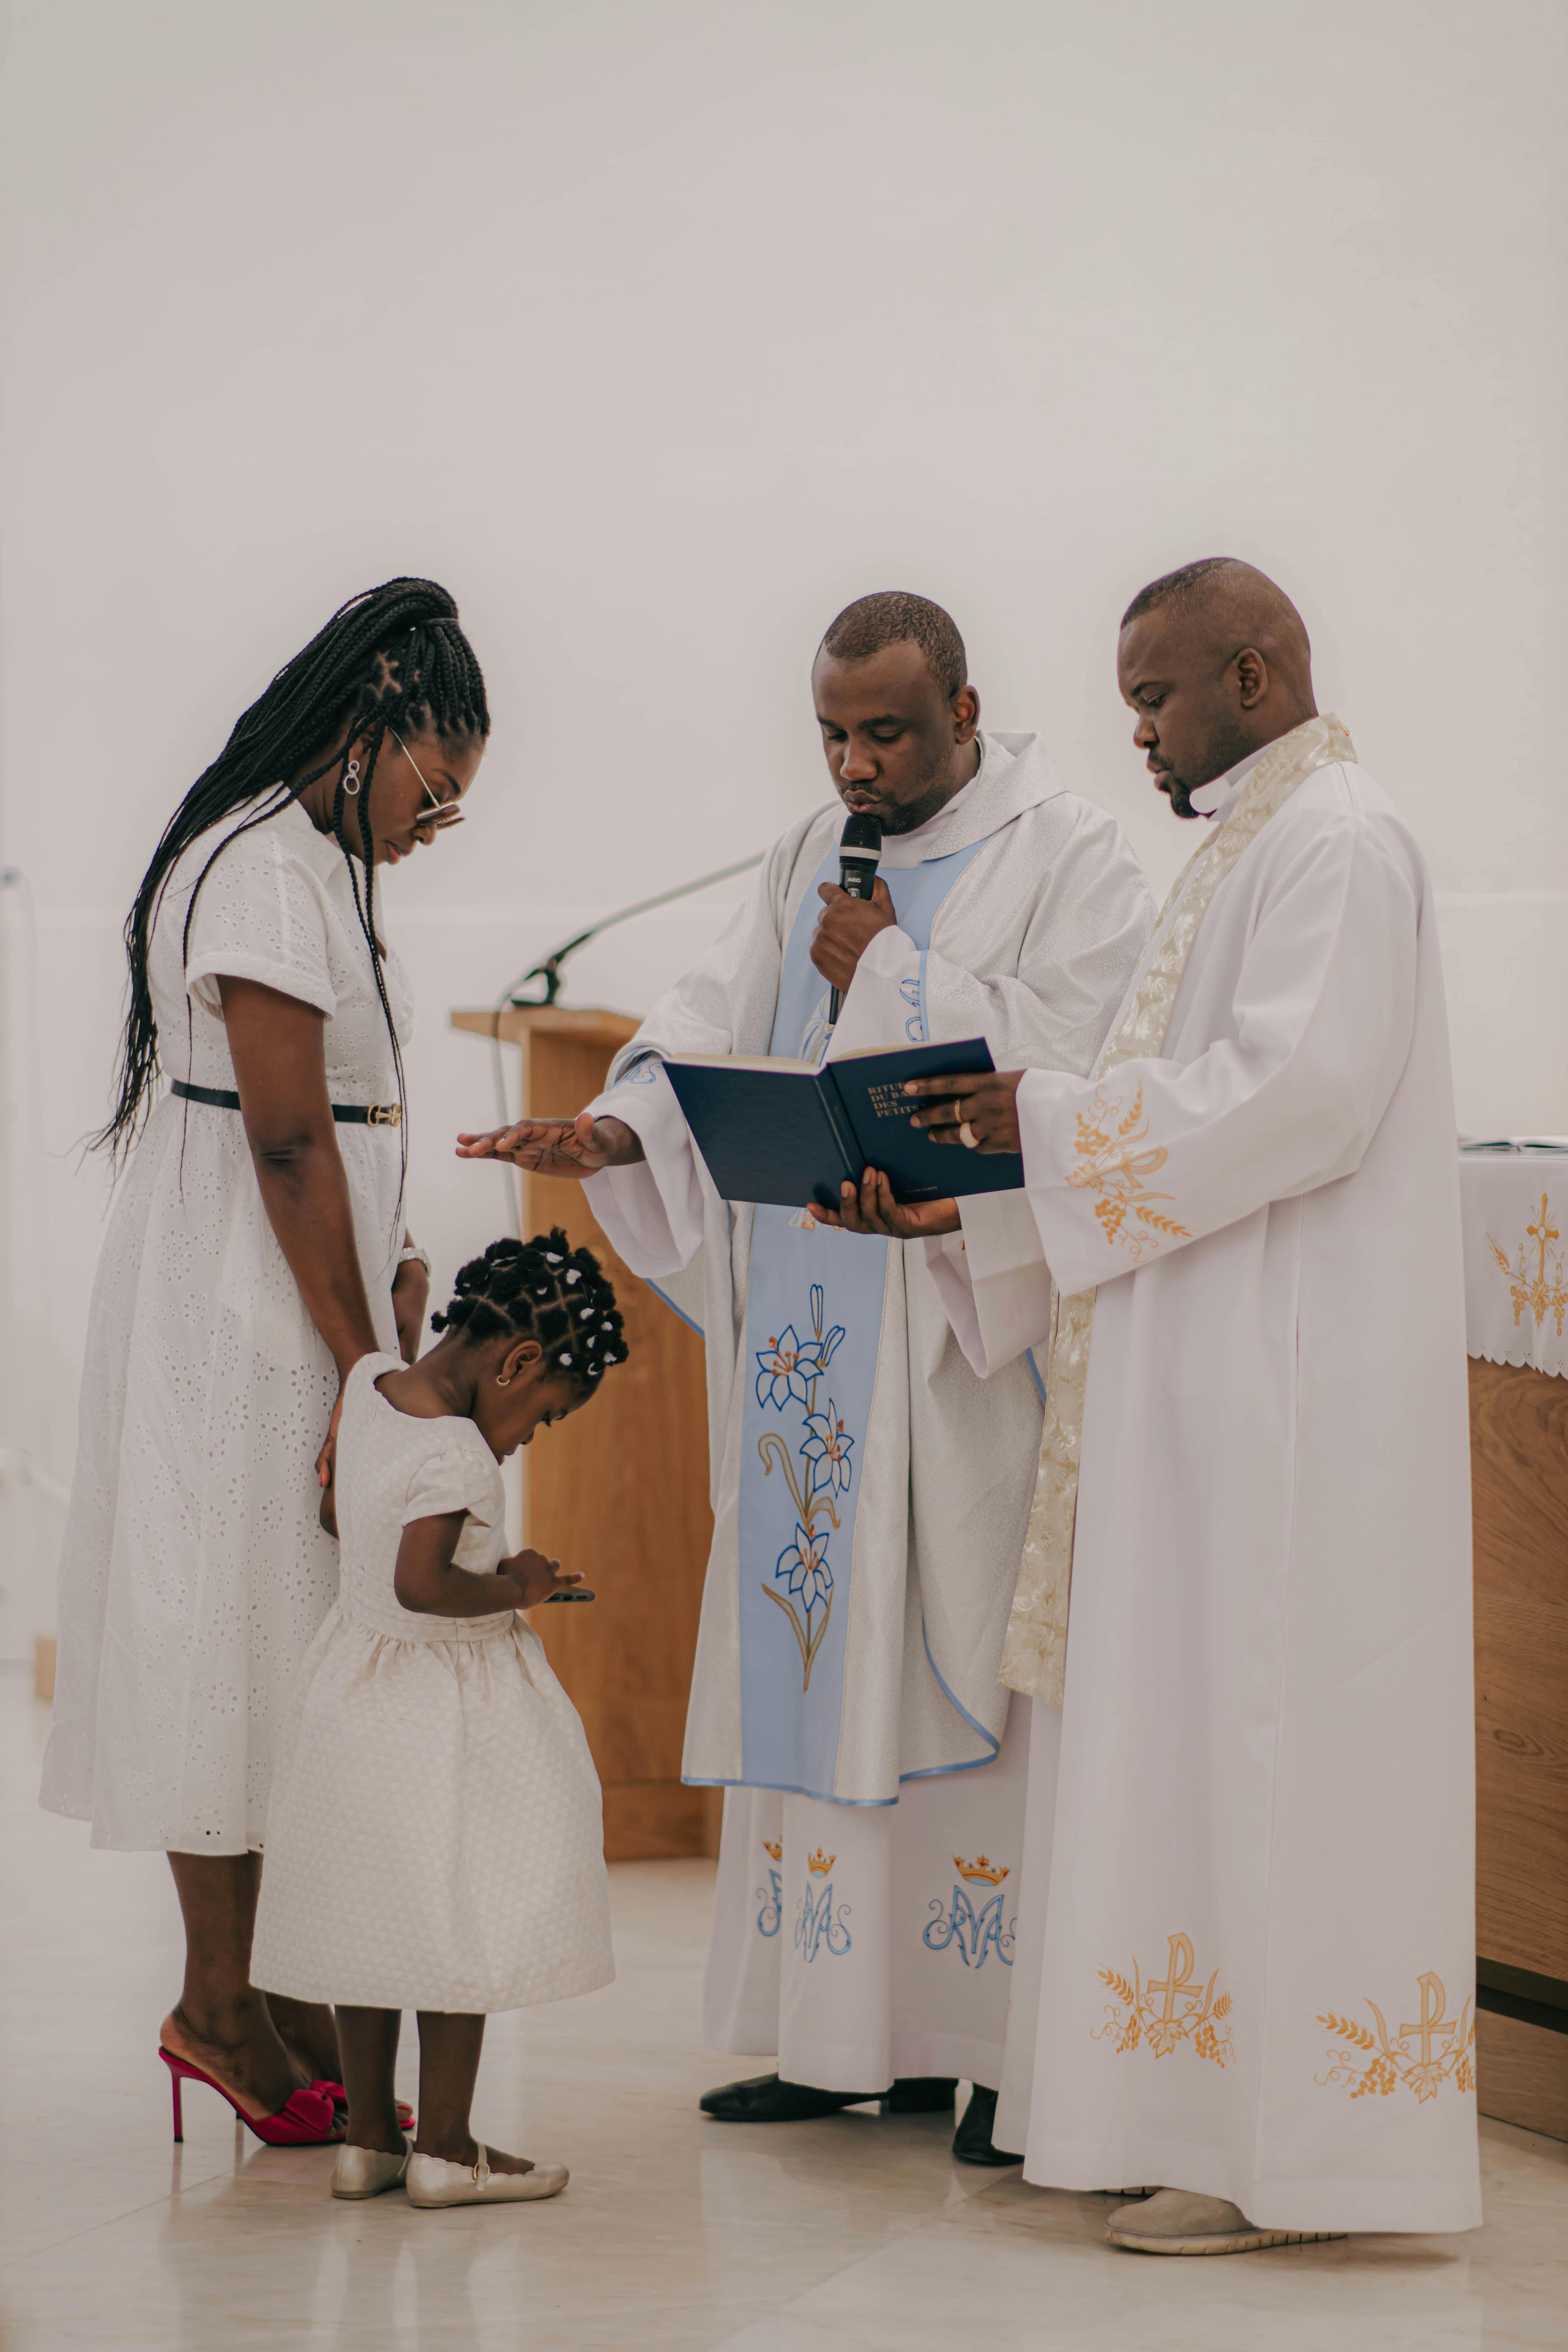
[171,1079,403,1127]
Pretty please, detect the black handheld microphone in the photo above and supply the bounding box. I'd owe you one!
[828,812,884,1027]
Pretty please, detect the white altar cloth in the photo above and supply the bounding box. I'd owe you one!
[1460,1143,1568,1379]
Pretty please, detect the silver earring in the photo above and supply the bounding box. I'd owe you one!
[496,1369,514,1388]
[343,757,362,798]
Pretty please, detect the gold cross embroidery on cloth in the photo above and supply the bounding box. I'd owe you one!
[1316,1970,1475,2102]
[1094,1931,1234,2067]
[1489,1192,1568,1339]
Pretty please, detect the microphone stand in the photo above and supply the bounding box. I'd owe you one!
[496,853,765,1009]
[484,852,764,1234]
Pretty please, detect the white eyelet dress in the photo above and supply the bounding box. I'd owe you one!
[40,799,409,1853]
[251,1355,614,2013]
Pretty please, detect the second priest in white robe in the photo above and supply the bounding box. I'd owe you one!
[584,729,1154,2099]
[925,715,1482,2233]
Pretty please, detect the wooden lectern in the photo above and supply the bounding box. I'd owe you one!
[451,1006,720,1862]
[1470,1358,1568,2139]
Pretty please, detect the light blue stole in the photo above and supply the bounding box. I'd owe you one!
[732,836,987,1801]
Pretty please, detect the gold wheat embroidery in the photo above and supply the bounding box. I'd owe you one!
[1094,1932,1233,2066]
[1066,1084,1190,1260]
[1489,1193,1567,1339]
[1316,1972,1475,2102]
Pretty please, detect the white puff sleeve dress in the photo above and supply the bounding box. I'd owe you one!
[251,1355,614,2013]
[41,800,410,1852]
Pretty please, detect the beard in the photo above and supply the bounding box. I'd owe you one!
[864,744,970,834]
[1154,715,1256,821]
[1153,765,1202,821]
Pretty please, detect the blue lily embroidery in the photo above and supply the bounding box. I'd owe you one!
[801,1402,854,1498]
[777,1522,833,1612]
[756,1283,849,1689]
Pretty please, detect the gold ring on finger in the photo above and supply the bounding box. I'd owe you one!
[959,1120,980,1150]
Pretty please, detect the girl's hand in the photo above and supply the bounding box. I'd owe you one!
[502,1549,591,1609]
[807,1168,961,1239]
[455,1112,643,1176]
[316,1385,346,1492]
[391,1254,429,1364]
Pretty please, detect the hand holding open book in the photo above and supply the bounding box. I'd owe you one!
[664,1038,1027,1212]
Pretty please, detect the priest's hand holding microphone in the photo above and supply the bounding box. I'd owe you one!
[812,811,893,1014]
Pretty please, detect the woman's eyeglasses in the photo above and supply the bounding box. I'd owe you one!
[390,729,465,832]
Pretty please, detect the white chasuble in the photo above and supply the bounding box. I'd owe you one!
[584,733,1154,2088]
[926,721,1481,2230]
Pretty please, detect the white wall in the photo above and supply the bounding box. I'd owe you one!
[2,0,1564,1657]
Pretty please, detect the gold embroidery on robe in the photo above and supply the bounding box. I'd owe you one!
[1489,1192,1567,1339]
[1068,1083,1189,1258]
[1001,714,1358,1706]
[1094,1932,1234,2067]
[1316,1971,1475,2102]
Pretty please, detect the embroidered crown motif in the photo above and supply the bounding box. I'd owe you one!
[806,1847,835,1876]
[954,1854,1010,1886]
[762,1839,783,1862]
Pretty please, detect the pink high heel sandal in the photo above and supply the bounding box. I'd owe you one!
[159,2047,340,2145]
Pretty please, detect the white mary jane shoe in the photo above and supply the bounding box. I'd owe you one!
[406,2141,569,2210]
[331,2137,411,2200]
[1106,2186,1346,2255]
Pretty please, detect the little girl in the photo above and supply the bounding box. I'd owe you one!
[251,1229,627,2209]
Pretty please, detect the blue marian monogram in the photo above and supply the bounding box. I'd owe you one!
[899,974,925,1042]
[754,1282,854,1690]
[796,1849,853,1961]
[923,1857,1017,1970]
[756,1840,783,1939]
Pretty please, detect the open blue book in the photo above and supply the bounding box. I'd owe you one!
[663,1037,1026,1210]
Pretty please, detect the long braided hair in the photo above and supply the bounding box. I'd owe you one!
[96,576,490,1166]
[429,1231,630,1395]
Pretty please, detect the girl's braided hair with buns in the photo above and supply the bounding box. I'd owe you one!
[430,1231,628,1393]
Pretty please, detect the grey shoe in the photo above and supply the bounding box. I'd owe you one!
[331,2137,410,2199]
[1106,2186,1347,2255]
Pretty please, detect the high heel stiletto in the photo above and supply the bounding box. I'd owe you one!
[160,2047,340,2145]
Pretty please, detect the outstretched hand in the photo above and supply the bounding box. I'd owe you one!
[455,1112,643,1177]
[807,1167,961,1239]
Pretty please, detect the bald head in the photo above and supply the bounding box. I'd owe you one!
[1117,557,1317,819]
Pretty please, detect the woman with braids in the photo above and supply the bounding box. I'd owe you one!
[40,578,490,2145]
[250,1233,628,2207]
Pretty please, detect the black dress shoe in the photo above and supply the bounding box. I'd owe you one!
[699,2072,958,2123]
[882,2076,958,2114]
[700,2072,878,2121]
[952,2084,1022,2165]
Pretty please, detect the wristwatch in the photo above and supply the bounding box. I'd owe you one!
[397,1243,432,1277]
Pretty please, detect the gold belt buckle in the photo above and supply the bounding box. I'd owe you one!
[366,1101,403,1128]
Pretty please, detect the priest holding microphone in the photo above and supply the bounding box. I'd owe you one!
[458,591,1153,2161]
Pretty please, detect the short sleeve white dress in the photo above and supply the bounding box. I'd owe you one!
[250,1355,614,2014]
[40,799,410,1853]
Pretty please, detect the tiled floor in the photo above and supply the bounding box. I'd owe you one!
[3,1676,1564,2349]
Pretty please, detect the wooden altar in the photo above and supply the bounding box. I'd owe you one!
[1471,1357,1568,2138]
[451,1006,719,1862]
